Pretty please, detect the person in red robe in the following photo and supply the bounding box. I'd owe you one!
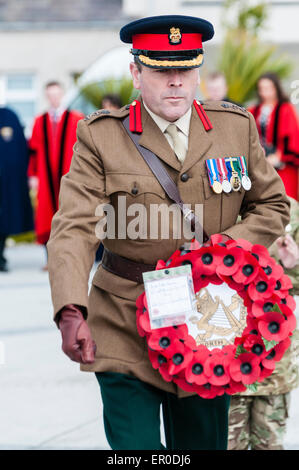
[28,81,84,267]
[248,72,299,200]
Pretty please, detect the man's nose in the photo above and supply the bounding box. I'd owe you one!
[168,70,183,86]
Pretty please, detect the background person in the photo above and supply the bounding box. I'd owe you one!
[228,197,299,450]
[0,106,33,272]
[28,81,84,269]
[248,72,299,201]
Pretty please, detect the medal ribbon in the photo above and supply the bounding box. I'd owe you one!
[240,156,249,177]
[234,158,243,180]
[225,158,233,181]
[218,158,228,183]
[216,159,223,182]
[205,159,215,187]
[211,159,220,184]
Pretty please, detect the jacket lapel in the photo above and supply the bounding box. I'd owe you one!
[138,100,182,171]
[180,105,213,173]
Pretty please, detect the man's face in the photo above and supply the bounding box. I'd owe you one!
[45,85,64,109]
[130,62,200,121]
[206,77,227,102]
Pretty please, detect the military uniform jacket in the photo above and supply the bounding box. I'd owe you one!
[47,99,290,398]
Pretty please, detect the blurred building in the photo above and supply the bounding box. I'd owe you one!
[0,0,299,135]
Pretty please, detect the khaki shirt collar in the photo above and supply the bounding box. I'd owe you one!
[142,99,192,137]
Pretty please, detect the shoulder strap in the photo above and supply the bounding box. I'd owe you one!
[122,115,209,243]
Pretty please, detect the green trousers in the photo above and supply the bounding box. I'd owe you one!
[95,372,230,450]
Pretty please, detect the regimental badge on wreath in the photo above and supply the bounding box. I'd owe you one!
[205,156,251,194]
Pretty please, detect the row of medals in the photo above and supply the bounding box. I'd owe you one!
[212,171,252,194]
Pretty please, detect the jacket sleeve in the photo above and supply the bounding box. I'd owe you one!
[47,119,110,321]
[221,112,290,247]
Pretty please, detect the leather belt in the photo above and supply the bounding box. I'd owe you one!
[101,248,157,284]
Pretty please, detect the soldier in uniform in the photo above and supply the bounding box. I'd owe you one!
[47,15,290,450]
[228,197,299,450]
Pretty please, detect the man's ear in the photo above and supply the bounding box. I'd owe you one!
[130,62,141,90]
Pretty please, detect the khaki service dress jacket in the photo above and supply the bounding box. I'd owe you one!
[47,99,290,398]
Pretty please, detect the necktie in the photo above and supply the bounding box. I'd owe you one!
[165,123,187,163]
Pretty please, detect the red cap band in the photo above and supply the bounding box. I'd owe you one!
[132,33,202,51]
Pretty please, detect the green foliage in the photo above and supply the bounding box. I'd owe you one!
[80,77,137,109]
[246,382,259,392]
[235,344,247,358]
[262,337,279,351]
[218,1,293,104]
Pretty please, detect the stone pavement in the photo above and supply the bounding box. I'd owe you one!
[0,243,299,450]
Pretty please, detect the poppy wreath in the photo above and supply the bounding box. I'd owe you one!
[136,234,297,399]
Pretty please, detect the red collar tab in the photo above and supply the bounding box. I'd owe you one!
[193,100,213,131]
[132,33,203,51]
[129,100,143,133]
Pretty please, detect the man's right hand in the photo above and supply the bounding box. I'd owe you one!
[58,304,96,364]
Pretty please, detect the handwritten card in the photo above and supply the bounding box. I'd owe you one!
[143,265,196,329]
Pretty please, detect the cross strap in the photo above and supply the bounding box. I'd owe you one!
[122,115,209,243]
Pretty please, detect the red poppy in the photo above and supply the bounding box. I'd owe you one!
[280,295,296,311]
[261,337,291,369]
[222,379,247,395]
[136,292,146,310]
[147,326,188,354]
[167,342,193,376]
[258,362,276,382]
[159,363,173,382]
[193,276,209,293]
[232,252,260,284]
[210,233,231,246]
[156,259,167,270]
[217,273,246,292]
[195,382,224,399]
[280,304,297,332]
[229,353,261,385]
[205,350,231,386]
[258,312,292,342]
[216,247,245,276]
[261,257,284,281]
[251,244,272,267]
[244,335,268,359]
[183,335,197,350]
[148,348,168,370]
[193,245,226,275]
[184,346,210,385]
[242,317,260,337]
[173,377,197,393]
[234,238,253,251]
[251,295,281,318]
[209,274,224,285]
[138,309,152,334]
[248,271,276,301]
[272,274,293,298]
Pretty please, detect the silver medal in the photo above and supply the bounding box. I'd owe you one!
[222,179,232,193]
[242,175,252,190]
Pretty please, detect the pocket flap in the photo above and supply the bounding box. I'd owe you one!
[105,173,166,198]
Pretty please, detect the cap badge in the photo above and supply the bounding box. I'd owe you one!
[169,27,182,45]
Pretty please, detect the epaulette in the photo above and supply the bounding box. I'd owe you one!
[84,105,129,124]
[201,100,250,118]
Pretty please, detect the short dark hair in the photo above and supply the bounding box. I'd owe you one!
[102,94,122,109]
[134,57,143,73]
[45,80,63,89]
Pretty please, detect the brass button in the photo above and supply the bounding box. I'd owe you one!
[180,173,189,182]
